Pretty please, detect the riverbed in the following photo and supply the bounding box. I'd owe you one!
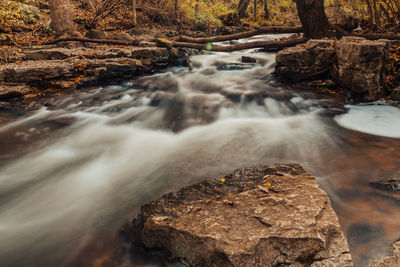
[0,35,399,267]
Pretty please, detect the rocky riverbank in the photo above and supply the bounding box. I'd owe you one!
[0,40,196,101]
[275,37,400,102]
[129,164,353,267]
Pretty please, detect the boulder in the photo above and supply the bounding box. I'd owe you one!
[333,36,390,97]
[114,32,134,42]
[390,86,400,101]
[85,29,108,39]
[242,56,257,63]
[131,164,353,267]
[275,39,336,81]
[68,31,84,38]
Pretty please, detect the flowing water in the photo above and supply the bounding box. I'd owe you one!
[0,35,399,267]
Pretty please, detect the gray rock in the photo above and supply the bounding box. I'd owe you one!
[131,164,353,267]
[333,37,391,97]
[275,39,336,81]
[114,32,134,42]
[68,31,83,38]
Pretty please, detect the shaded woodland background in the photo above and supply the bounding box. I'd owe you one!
[1,0,400,44]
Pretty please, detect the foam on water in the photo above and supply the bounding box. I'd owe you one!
[335,104,400,138]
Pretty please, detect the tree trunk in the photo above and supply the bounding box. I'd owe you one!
[49,0,74,35]
[333,0,340,21]
[295,0,339,38]
[132,0,137,26]
[264,0,270,20]
[254,0,257,21]
[238,0,250,18]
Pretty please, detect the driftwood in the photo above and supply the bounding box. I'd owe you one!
[42,29,400,53]
[175,26,303,43]
[42,37,137,46]
[158,37,308,52]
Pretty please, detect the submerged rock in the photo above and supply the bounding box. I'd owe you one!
[333,37,390,98]
[374,239,400,267]
[131,164,353,267]
[369,178,400,201]
[275,39,335,81]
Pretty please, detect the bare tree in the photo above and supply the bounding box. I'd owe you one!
[49,0,75,35]
[254,0,257,21]
[238,0,250,19]
[132,0,137,26]
[264,0,270,20]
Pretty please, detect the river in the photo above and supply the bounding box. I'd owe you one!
[0,34,399,267]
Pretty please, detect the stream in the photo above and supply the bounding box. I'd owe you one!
[0,34,400,267]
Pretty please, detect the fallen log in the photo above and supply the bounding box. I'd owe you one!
[42,37,138,46]
[175,26,303,43]
[355,33,400,41]
[157,37,308,52]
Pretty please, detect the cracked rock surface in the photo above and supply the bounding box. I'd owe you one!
[131,163,353,267]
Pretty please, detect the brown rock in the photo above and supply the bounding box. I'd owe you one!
[333,36,390,98]
[156,38,174,49]
[131,164,353,267]
[0,47,23,63]
[391,86,400,101]
[68,31,84,38]
[275,39,336,81]
[0,84,32,100]
[0,60,76,83]
[85,29,108,39]
[24,47,132,61]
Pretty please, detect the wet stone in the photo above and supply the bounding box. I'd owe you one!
[374,239,400,267]
[369,178,400,193]
[242,56,257,63]
[130,164,353,267]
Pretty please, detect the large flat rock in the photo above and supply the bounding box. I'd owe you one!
[131,164,353,267]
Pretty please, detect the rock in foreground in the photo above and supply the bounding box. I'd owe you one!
[131,164,353,267]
